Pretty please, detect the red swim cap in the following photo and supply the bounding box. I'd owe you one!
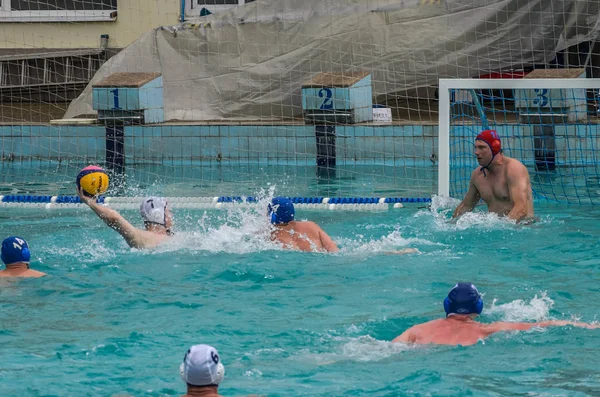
[476,129,501,155]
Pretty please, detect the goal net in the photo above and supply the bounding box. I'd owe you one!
[438,76,600,205]
[1,0,599,204]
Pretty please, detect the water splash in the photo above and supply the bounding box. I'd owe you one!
[450,211,516,231]
[294,335,409,366]
[63,185,441,256]
[131,186,437,256]
[429,195,461,215]
[338,335,408,361]
[486,292,554,322]
[45,238,118,263]
[417,195,520,231]
[337,230,435,257]
[150,187,282,254]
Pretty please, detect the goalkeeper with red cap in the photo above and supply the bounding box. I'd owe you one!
[452,129,534,222]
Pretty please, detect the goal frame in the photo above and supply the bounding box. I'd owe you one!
[437,78,600,198]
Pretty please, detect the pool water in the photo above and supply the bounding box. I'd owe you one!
[0,163,438,199]
[2,197,600,396]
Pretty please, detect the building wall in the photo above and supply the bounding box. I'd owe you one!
[0,0,180,49]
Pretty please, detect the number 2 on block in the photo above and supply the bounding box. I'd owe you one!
[319,88,333,109]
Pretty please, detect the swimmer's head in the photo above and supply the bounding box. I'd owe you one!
[140,197,172,230]
[475,130,502,174]
[476,129,502,156]
[443,282,483,317]
[268,197,295,225]
[1,236,31,266]
[180,344,225,387]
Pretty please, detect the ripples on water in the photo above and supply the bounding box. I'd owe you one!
[2,196,600,396]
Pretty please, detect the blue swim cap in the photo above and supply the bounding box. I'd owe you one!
[268,197,295,225]
[1,236,31,265]
[443,282,483,317]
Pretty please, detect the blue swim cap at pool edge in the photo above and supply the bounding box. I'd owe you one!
[1,236,31,265]
[268,197,295,225]
[444,282,483,317]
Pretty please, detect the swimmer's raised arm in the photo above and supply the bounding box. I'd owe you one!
[77,186,141,247]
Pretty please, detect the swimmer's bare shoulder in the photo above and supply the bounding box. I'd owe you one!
[293,220,317,229]
[0,269,46,278]
[134,230,170,249]
[27,269,46,278]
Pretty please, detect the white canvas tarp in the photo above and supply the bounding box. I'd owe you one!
[65,0,600,121]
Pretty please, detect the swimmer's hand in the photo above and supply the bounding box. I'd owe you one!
[76,186,97,206]
[446,217,458,224]
[516,216,539,226]
[538,320,600,329]
[385,248,420,255]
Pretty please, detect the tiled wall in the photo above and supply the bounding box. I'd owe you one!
[0,126,105,161]
[0,124,598,166]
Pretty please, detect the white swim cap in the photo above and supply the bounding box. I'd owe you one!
[139,197,168,226]
[179,344,225,387]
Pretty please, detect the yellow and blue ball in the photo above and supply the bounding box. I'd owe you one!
[76,166,109,197]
